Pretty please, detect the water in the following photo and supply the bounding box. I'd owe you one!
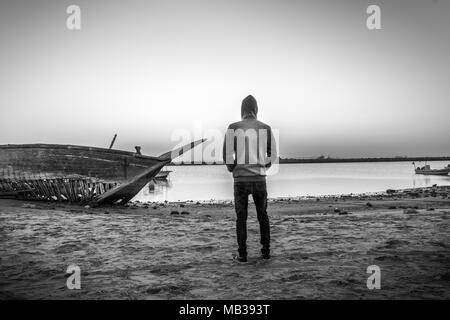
[133,161,450,202]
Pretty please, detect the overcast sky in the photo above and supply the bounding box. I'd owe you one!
[0,0,449,159]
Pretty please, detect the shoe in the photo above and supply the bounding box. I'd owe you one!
[261,253,270,260]
[235,255,247,263]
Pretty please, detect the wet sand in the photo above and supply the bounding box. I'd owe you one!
[0,186,449,299]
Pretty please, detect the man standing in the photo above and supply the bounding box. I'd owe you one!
[223,95,277,262]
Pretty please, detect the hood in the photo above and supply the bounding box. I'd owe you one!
[241,95,258,119]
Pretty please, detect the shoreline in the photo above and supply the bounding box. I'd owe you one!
[0,185,449,299]
[168,157,450,166]
[130,184,449,207]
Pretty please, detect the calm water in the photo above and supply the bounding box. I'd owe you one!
[133,161,450,202]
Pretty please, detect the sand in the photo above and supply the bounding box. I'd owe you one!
[0,186,449,299]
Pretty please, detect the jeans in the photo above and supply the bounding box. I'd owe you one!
[233,181,270,257]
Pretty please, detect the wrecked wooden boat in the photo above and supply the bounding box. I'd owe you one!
[0,140,205,205]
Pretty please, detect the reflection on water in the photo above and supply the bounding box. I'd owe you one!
[133,161,450,202]
[412,174,431,188]
[141,179,172,200]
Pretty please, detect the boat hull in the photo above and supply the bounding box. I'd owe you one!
[415,168,450,176]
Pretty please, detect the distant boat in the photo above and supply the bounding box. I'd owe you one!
[413,162,450,176]
[155,169,172,181]
[0,140,205,205]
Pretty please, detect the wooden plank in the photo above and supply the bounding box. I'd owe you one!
[0,189,35,196]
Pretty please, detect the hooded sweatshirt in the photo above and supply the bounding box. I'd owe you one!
[222,95,277,182]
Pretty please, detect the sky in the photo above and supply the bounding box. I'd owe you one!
[0,0,449,160]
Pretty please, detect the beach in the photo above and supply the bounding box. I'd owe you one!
[0,186,449,300]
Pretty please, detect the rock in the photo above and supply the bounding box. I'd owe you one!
[383,239,409,249]
[104,211,110,214]
[388,206,397,209]
[180,204,185,208]
[366,202,373,207]
[181,211,190,215]
[334,208,341,213]
[386,189,396,194]
[170,211,180,215]
[427,208,435,211]
[441,272,450,281]
[22,204,36,209]
[338,211,349,215]
[84,205,91,209]
[152,206,158,209]
[146,287,162,294]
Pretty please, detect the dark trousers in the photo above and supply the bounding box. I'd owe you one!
[233,181,270,257]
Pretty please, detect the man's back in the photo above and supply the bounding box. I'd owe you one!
[223,95,277,182]
[225,118,275,181]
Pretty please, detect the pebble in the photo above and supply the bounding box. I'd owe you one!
[22,204,36,209]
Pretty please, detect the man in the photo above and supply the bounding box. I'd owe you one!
[223,95,277,262]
